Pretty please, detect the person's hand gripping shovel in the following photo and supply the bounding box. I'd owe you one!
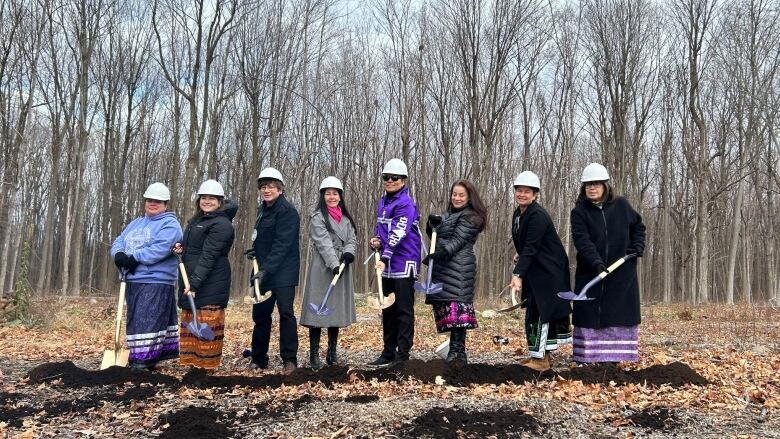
[557,253,638,301]
[366,249,396,310]
[415,228,443,295]
[101,269,129,369]
[497,283,526,313]
[174,252,215,341]
[308,263,346,316]
[245,249,272,304]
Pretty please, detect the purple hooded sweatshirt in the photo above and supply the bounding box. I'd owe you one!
[374,186,422,278]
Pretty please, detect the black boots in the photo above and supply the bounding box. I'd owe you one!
[326,327,339,365]
[311,327,340,369]
[309,328,323,370]
[446,328,468,365]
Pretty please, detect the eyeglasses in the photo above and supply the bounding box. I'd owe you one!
[382,174,403,182]
[584,182,604,187]
[145,199,165,204]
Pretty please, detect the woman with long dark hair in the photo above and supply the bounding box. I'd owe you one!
[423,180,487,364]
[173,179,237,370]
[570,163,645,364]
[300,176,358,369]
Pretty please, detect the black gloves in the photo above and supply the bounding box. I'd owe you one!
[626,248,643,258]
[339,252,355,266]
[332,266,341,275]
[114,252,139,273]
[422,249,446,265]
[250,270,265,286]
[596,263,608,274]
[427,214,442,229]
[244,249,256,260]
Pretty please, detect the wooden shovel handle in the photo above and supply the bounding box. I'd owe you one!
[373,251,384,297]
[429,230,438,253]
[114,279,126,351]
[252,259,261,299]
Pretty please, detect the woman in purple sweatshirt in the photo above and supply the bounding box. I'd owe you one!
[368,159,422,366]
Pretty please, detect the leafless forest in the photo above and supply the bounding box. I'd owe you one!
[0,0,778,305]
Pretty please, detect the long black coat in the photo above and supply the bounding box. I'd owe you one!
[178,200,237,310]
[424,207,483,304]
[252,194,301,290]
[570,195,646,328]
[512,201,571,323]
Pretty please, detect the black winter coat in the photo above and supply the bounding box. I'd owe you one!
[570,195,646,328]
[178,200,237,310]
[252,194,300,290]
[424,207,483,304]
[512,201,571,323]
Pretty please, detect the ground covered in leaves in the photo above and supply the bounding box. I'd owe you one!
[1,298,779,438]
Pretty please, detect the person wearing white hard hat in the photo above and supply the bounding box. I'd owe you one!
[299,176,358,369]
[172,179,237,370]
[510,171,572,371]
[247,167,301,374]
[367,158,422,367]
[110,182,183,371]
[570,163,645,364]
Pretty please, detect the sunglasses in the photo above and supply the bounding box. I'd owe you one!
[382,174,403,182]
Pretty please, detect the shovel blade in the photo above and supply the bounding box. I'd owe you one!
[413,281,426,292]
[557,291,595,301]
[315,307,333,316]
[308,303,320,313]
[100,348,129,369]
[187,322,215,341]
[424,283,443,295]
[367,292,396,310]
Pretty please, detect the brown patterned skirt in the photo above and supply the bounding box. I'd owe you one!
[180,305,225,370]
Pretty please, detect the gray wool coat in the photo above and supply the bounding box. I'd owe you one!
[299,210,358,328]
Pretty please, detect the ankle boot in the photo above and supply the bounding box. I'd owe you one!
[525,351,551,371]
[309,328,323,370]
[326,327,339,365]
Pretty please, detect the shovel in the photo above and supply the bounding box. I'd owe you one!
[308,263,346,316]
[366,250,396,310]
[101,270,130,369]
[175,254,215,341]
[497,284,527,313]
[558,253,638,301]
[415,230,443,295]
[250,258,272,304]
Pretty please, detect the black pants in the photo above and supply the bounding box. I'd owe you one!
[380,276,415,360]
[251,286,298,364]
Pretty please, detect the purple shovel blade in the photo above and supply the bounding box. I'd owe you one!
[186,295,215,340]
[557,291,580,300]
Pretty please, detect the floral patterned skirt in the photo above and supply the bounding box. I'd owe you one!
[432,301,478,333]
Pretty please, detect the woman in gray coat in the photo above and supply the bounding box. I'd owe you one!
[423,180,487,364]
[300,176,358,369]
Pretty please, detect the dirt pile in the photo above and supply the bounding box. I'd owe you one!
[627,407,682,431]
[564,361,708,386]
[27,361,177,387]
[403,407,540,438]
[158,406,233,439]
[344,394,379,403]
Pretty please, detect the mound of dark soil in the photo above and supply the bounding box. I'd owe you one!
[358,359,547,386]
[627,407,682,431]
[344,394,379,403]
[563,362,708,387]
[181,365,351,389]
[104,385,158,402]
[27,361,177,387]
[0,391,18,405]
[158,406,233,439]
[0,397,102,428]
[403,407,540,438]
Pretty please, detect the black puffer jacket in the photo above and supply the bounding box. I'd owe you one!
[178,200,237,310]
[424,207,483,303]
[570,195,645,328]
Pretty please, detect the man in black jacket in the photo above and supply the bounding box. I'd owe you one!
[248,167,301,374]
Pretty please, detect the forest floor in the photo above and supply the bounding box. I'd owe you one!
[1,297,779,438]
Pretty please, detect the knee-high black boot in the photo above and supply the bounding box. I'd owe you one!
[447,328,467,364]
[326,327,339,365]
[309,328,323,370]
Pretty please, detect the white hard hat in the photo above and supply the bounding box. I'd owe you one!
[581,163,610,183]
[319,176,343,191]
[513,171,541,190]
[197,179,225,197]
[257,167,284,184]
[143,182,171,201]
[382,158,408,177]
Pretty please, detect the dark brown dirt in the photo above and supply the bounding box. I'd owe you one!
[402,407,540,438]
[158,406,234,439]
[627,407,682,431]
[24,360,708,393]
[27,360,177,387]
[344,394,379,403]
